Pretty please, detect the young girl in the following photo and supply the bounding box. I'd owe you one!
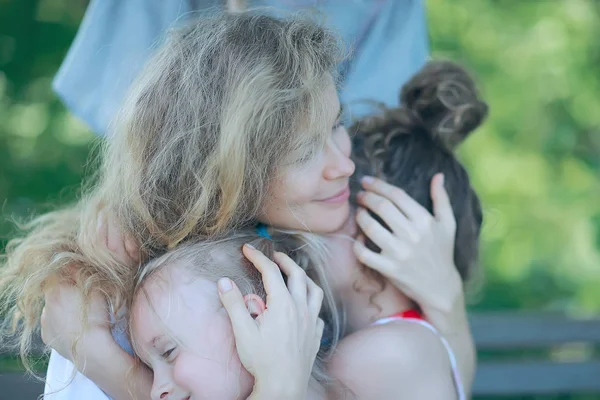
[0,12,474,399]
[128,234,330,400]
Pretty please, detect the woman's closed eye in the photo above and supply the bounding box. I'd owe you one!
[332,105,344,132]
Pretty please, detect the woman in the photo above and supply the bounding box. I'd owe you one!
[0,13,475,399]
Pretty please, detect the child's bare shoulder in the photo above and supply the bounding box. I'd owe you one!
[328,322,456,400]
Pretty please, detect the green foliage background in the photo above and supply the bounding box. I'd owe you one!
[1,1,599,398]
[426,0,600,314]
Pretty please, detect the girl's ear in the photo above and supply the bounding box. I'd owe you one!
[243,294,266,319]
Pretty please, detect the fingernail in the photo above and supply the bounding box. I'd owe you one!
[218,278,233,293]
[361,176,374,185]
[244,243,255,250]
[439,173,445,186]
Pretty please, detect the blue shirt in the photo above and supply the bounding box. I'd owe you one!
[53,0,429,134]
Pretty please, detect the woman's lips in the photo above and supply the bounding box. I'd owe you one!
[317,185,350,204]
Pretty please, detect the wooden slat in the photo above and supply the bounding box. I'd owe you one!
[470,313,600,349]
[473,360,600,396]
[0,373,45,400]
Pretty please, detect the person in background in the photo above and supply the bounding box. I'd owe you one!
[53,0,430,134]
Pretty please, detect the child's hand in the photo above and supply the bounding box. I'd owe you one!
[218,245,324,399]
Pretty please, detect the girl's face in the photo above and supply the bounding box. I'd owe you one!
[258,80,355,234]
[131,265,254,400]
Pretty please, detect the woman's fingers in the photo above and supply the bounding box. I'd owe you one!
[273,252,308,305]
[355,208,398,252]
[431,173,457,235]
[96,210,109,248]
[123,232,140,264]
[315,317,325,343]
[306,276,324,320]
[353,236,398,277]
[242,244,287,299]
[99,210,138,266]
[40,306,48,345]
[106,213,127,260]
[218,278,256,338]
[356,193,419,242]
[361,176,430,222]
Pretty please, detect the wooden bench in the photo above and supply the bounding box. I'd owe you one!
[0,372,46,399]
[2,312,600,399]
[471,312,600,397]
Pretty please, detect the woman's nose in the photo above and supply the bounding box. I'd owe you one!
[323,141,355,180]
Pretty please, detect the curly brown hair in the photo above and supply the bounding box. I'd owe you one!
[350,60,487,281]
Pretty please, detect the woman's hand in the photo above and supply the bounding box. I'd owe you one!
[217,245,324,400]
[352,173,476,393]
[41,281,153,399]
[41,281,112,367]
[353,173,463,317]
[41,208,136,364]
[97,210,140,267]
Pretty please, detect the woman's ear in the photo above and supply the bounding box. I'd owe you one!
[243,294,266,318]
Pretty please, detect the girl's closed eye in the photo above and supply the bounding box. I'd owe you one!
[162,347,177,362]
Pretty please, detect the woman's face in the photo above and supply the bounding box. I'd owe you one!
[258,81,355,233]
[131,265,254,400]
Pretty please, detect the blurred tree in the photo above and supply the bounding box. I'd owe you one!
[427,0,600,315]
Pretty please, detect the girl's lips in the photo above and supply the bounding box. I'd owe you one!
[317,185,350,204]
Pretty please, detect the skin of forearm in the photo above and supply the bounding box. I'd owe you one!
[424,294,476,395]
[76,330,153,400]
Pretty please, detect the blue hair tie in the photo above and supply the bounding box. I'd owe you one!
[256,223,272,240]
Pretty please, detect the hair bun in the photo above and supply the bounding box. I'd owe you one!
[400,60,488,151]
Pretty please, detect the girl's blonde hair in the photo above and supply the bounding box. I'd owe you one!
[0,12,344,368]
[129,229,341,389]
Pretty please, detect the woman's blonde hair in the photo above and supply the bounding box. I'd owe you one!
[0,12,344,368]
[108,12,343,248]
[129,229,341,389]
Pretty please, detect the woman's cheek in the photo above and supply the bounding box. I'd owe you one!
[283,170,322,203]
[334,127,352,157]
